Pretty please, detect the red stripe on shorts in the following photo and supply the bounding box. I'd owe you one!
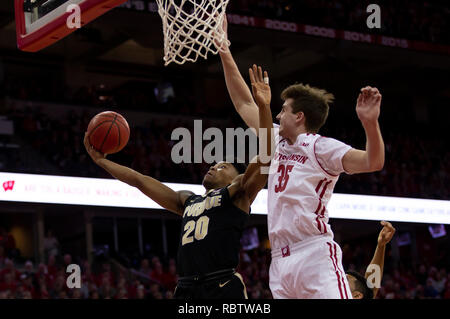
[327,242,344,299]
[322,220,327,233]
[333,243,349,299]
[314,201,322,214]
[316,216,322,232]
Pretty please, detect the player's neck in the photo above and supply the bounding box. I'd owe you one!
[285,127,308,145]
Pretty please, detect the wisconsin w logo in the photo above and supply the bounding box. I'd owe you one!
[3,180,15,191]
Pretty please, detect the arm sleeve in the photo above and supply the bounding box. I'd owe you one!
[314,137,353,176]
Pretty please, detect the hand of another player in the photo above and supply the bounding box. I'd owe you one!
[249,64,271,108]
[84,132,106,164]
[377,221,396,246]
[356,86,382,126]
[213,14,230,52]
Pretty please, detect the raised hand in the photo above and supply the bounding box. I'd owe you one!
[356,86,382,126]
[249,64,271,107]
[213,14,230,52]
[377,221,396,246]
[84,132,106,164]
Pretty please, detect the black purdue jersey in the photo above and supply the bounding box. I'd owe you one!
[177,186,249,276]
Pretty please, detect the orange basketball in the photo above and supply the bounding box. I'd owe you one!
[87,111,130,154]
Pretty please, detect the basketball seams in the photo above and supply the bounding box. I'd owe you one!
[88,112,129,154]
[98,113,129,134]
[88,120,115,147]
[114,119,130,134]
[113,122,121,153]
[98,115,117,153]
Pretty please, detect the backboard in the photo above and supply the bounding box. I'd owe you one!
[15,0,128,52]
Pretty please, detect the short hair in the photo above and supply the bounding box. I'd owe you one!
[222,156,247,175]
[346,270,374,299]
[281,83,334,133]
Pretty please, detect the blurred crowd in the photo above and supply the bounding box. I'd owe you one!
[229,0,449,44]
[1,227,450,299]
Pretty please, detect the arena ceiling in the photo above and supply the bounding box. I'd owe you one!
[0,2,449,84]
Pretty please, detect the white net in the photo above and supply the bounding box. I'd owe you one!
[156,0,231,65]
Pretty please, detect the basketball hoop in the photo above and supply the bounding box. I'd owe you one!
[156,0,231,66]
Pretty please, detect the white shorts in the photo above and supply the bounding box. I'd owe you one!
[269,236,352,299]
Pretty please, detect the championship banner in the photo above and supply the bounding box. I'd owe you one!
[118,1,450,55]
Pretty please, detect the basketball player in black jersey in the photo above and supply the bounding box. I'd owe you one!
[84,66,273,299]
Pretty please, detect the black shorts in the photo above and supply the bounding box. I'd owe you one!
[174,272,247,299]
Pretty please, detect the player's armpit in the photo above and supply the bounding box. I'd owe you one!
[227,175,250,214]
[240,158,269,203]
[177,190,196,209]
[342,149,383,175]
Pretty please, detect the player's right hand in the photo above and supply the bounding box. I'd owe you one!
[377,221,395,246]
[249,64,271,108]
[84,132,106,164]
[213,14,230,53]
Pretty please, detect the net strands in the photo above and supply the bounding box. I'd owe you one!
[156,0,230,65]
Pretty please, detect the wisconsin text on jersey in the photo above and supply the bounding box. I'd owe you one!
[274,151,309,164]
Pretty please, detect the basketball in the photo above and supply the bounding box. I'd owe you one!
[86,111,130,154]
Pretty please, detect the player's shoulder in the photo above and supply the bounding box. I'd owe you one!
[314,135,347,147]
[296,132,322,145]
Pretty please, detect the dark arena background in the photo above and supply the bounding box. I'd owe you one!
[0,0,449,306]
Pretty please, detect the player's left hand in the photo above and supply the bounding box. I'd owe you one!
[377,221,395,246]
[249,64,271,107]
[356,86,382,126]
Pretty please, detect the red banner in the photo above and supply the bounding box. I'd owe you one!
[226,13,450,55]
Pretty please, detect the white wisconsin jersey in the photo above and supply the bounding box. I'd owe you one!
[268,124,352,249]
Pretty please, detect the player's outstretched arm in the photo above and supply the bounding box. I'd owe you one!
[365,221,396,298]
[229,66,274,204]
[83,133,193,216]
[342,86,385,174]
[217,17,260,132]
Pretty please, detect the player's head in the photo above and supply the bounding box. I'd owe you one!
[276,83,334,137]
[202,159,247,190]
[346,271,374,299]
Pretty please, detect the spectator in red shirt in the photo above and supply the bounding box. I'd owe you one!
[443,281,450,299]
[46,255,58,279]
[161,263,177,292]
[98,275,116,299]
[139,258,151,277]
[149,260,164,284]
[63,254,72,269]
[37,278,50,299]
[0,259,21,281]
[20,273,37,299]
[0,272,17,293]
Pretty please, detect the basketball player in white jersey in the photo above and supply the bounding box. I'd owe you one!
[216,19,385,299]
